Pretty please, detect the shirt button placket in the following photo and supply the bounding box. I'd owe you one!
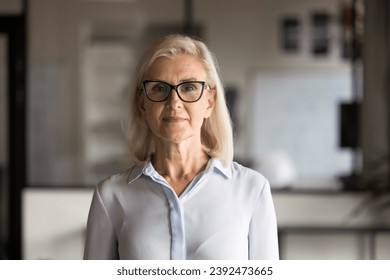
[164,189,186,260]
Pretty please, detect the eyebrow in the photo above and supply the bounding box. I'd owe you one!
[147,78,200,83]
[179,78,198,82]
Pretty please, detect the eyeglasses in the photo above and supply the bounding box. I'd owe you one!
[142,80,207,102]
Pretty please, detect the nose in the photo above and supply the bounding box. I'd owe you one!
[165,88,182,108]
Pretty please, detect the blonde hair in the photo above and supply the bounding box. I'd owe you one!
[127,34,234,165]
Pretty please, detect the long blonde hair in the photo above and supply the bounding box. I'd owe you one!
[127,34,234,165]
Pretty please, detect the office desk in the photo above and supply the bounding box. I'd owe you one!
[273,189,390,259]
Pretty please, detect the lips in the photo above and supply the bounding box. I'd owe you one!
[162,116,187,122]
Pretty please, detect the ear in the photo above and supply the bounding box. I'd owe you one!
[204,88,216,119]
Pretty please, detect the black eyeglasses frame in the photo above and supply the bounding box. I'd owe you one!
[142,80,207,103]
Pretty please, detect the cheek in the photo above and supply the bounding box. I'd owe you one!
[143,104,164,128]
[190,107,209,127]
[144,109,159,126]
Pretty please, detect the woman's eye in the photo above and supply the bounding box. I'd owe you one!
[152,84,167,92]
[182,84,197,92]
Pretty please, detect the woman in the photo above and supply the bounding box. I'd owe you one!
[84,34,279,260]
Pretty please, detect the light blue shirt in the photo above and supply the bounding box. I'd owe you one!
[84,158,279,260]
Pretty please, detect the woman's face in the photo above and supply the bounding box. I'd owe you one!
[139,54,215,145]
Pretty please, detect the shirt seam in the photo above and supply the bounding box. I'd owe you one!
[250,178,266,220]
[127,165,142,184]
[248,177,267,259]
[95,186,115,229]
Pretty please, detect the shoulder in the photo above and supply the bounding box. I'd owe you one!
[230,161,268,184]
[211,160,273,213]
[95,164,143,198]
[215,159,270,193]
[231,162,270,196]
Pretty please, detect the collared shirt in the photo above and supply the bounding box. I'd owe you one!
[83,158,279,260]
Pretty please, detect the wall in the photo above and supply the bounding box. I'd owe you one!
[0,0,22,13]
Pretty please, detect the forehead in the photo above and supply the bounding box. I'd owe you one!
[146,54,207,80]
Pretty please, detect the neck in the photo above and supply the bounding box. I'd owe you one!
[152,141,210,179]
[151,136,211,196]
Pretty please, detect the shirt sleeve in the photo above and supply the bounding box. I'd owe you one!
[248,178,279,260]
[83,186,119,260]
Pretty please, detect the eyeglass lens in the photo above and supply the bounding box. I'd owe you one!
[144,81,204,102]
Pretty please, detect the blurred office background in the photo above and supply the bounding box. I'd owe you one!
[0,0,389,259]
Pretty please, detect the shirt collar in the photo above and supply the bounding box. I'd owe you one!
[127,156,231,184]
[126,163,145,184]
[205,157,232,179]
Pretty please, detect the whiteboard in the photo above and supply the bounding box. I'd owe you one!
[247,68,353,188]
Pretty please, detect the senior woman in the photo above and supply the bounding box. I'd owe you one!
[83,34,279,260]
